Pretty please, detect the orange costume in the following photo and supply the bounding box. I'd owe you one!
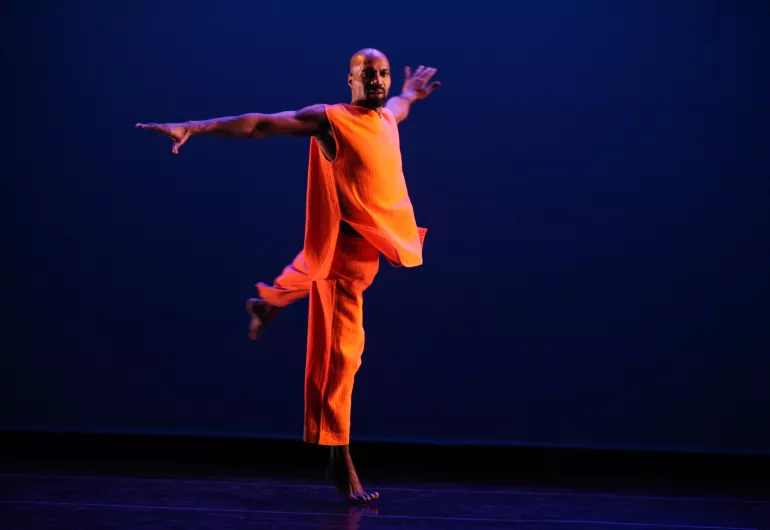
[257,104,427,445]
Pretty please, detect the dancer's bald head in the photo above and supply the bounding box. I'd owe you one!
[348,48,392,110]
[349,48,389,73]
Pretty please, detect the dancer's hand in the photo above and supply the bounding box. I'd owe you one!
[135,122,194,155]
[400,65,441,103]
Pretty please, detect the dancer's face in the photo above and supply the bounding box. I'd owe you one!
[348,52,391,109]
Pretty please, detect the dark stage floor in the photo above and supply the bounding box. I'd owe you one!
[1,433,768,529]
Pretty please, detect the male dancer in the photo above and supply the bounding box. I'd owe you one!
[137,49,440,503]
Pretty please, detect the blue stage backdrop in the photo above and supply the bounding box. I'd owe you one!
[5,1,769,453]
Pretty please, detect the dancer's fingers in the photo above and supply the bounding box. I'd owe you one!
[172,130,191,154]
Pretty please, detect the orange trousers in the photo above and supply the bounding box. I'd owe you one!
[257,232,380,445]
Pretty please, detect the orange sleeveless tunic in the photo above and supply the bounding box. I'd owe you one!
[302,103,427,279]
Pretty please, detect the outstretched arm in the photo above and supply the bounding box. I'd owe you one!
[136,104,328,154]
[386,65,441,124]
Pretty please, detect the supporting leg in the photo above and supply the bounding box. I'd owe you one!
[301,234,381,503]
[303,277,366,445]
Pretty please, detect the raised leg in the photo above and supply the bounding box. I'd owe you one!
[256,250,312,307]
[247,250,311,340]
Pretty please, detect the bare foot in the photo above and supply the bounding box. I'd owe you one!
[326,445,379,504]
[245,298,280,340]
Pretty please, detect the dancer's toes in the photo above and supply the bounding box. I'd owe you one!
[350,492,378,504]
[356,491,379,504]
